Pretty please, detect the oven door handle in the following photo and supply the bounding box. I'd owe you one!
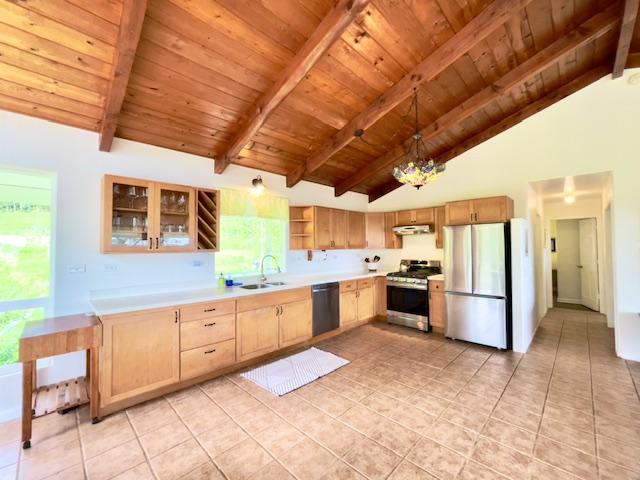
[386,281,428,290]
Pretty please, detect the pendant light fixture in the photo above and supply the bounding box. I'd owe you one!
[392,89,445,189]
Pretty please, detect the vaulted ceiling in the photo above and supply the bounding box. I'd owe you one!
[1,0,638,201]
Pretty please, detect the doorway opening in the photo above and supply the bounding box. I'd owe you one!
[550,217,599,311]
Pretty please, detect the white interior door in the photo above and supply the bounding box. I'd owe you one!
[578,218,599,311]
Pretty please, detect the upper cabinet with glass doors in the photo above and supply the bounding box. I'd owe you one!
[102,175,202,253]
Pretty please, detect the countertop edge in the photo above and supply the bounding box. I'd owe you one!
[90,271,389,317]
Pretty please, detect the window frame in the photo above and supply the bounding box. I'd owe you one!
[0,166,56,372]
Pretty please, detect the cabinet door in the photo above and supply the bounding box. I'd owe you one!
[357,287,374,321]
[429,291,446,331]
[154,183,197,251]
[331,209,348,249]
[236,305,279,362]
[340,291,358,326]
[396,210,415,225]
[314,207,333,249]
[102,175,155,253]
[445,200,473,225]
[374,276,387,316]
[279,299,312,348]
[100,308,180,406]
[471,197,512,224]
[347,211,366,249]
[415,208,434,224]
[365,213,385,249]
[384,212,402,249]
[435,206,445,249]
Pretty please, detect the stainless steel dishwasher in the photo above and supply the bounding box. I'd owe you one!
[312,282,340,336]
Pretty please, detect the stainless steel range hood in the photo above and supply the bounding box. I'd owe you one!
[392,224,432,235]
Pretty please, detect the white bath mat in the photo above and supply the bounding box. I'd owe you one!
[241,347,349,396]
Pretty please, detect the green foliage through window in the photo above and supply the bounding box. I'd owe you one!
[0,169,52,367]
[215,189,288,276]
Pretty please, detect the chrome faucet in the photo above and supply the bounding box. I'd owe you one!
[260,255,281,283]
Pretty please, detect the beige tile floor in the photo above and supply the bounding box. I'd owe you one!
[1,308,639,480]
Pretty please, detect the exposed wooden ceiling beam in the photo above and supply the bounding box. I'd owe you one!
[213,0,370,174]
[368,64,610,202]
[612,0,640,78]
[99,0,147,152]
[334,6,619,197]
[285,0,536,188]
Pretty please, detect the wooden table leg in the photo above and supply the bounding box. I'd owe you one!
[89,347,100,424]
[22,361,33,449]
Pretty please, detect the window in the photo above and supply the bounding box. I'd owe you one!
[0,168,53,367]
[215,189,288,276]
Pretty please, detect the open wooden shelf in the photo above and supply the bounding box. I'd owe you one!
[32,377,89,418]
[289,206,314,250]
[196,189,219,251]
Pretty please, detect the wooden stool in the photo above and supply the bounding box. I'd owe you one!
[19,314,101,449]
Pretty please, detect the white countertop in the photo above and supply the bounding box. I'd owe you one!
[427,274,444,281]
[90,270,390,316]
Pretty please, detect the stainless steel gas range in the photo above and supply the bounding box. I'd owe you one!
[386,259,442,332]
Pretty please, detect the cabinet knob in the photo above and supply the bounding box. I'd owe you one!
[204,349,216,354]
[203,307,216,312]
[174,311,179,323]
[204,322,216,327]
[155,237,159,249]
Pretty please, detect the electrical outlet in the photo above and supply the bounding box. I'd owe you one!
[67,265,86,274]
[104,264,118,272]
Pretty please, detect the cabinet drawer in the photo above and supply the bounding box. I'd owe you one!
[357,278,373,289]
[340,280,357,293]
[429,280,444,292]
[180,339,236,380]
[180,313,235,351]
[180,300,235,322]
[237,287,310,313]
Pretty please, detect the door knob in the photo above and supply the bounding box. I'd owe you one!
[577,265,583,268]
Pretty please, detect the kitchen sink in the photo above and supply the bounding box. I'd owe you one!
[266,281,286,286]
[241,284,271,290]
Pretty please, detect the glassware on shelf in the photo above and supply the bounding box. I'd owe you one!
[133,188,148,210]
[177,224,185,233]
[177,194,186,213]
[127,186,138,208]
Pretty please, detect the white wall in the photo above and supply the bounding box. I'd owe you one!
[370,69,640,361]
[555,219,582,303]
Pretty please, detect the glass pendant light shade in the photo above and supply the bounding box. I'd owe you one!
[392,90,446,189]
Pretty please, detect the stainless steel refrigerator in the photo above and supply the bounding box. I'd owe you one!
[443,223,511,349]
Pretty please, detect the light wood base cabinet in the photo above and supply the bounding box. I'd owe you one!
[181,339,235,380]
[236,287,312,362]
[236,305,280,362]
[357,286,374,320]
[340,290,358,327]
[429,280,446,333]
[100,308,180,407]
[340,279,375,326]
[279,299,312,348]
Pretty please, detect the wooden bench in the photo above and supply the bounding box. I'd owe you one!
[19,314,101,449]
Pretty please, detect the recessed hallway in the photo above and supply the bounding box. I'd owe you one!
[0,310,638,480]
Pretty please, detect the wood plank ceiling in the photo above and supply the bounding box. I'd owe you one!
[0,0,638,201]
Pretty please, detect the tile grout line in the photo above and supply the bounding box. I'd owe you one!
[161,394,222,480]
[124,407,160,480]
[196,381,300,480]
